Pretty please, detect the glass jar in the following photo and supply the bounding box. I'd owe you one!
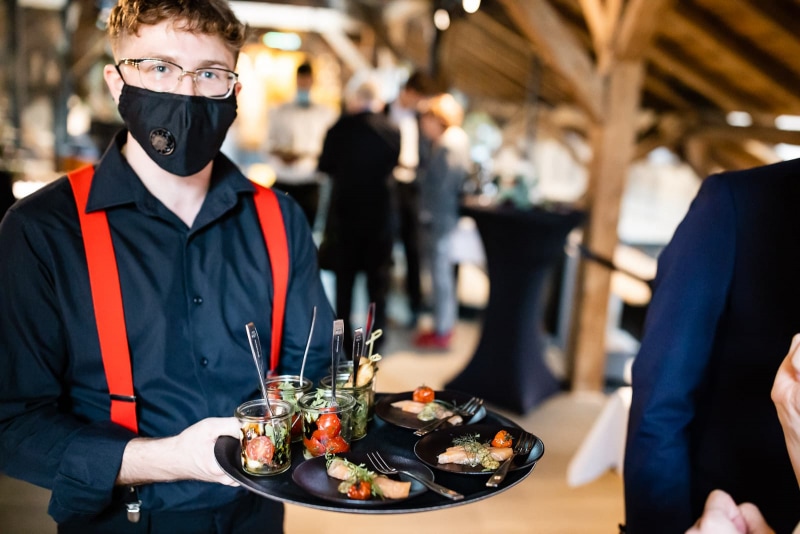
[319,371,374,440]
[263,375,313,442]
[297,389,356,459]
[235,398,292,476]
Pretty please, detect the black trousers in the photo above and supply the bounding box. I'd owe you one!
[335,260,391,353]
[275,181,320,229]
[393,180,422,314]
[57,493,284,534]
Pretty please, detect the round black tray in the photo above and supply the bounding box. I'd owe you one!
[215,396,544,514]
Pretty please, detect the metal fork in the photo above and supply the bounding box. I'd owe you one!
[414,396,484,437]
[485,431,535,487]
[367,451,464,501]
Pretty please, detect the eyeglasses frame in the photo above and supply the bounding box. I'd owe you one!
[115,58,239,99]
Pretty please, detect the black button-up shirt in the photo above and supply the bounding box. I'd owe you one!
[0,131,335,522]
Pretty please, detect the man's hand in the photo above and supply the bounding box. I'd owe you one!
[117,417,241,487]
[686,490,773,534]
[772,333,800,484]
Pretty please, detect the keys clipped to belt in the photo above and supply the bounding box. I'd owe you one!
[124,486,141,523]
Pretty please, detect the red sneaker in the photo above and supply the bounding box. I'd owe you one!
[413,331,452,349]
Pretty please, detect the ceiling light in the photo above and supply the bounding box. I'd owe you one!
[262,31,302,51]
[725,111,752,127]
[775,114,800,131]
[463,0,481,14]
[434,9,450,31]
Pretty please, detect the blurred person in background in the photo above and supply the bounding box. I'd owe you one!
[385,70,435,328]
[0,169,14,218]
[414,93,471,350]
[0,1,334,531]
[317,75,400,350]
[267,61,338,228]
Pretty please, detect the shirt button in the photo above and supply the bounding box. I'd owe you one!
[200,357,209,367]
[193,296,203,305]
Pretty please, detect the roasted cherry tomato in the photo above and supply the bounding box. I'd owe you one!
[316,413,342,438]
[491,430,514,448]
[303,435,326,457]
[412,385,435,403]
[311,429,330,444]
[325,435,350,454]
[245,435,275,463]
[347,480,372,500]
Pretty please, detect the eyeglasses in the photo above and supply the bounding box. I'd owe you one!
[116,58,238,99]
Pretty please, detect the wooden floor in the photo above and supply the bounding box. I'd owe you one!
[0,317,625,533]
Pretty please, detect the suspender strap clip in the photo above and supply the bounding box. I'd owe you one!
[124,486,141,523]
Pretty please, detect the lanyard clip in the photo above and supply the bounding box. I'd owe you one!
[124,486,141,523]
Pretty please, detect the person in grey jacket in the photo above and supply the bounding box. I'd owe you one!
[415,93,471,349]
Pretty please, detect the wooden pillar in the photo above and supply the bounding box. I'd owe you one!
[570,60,644,391]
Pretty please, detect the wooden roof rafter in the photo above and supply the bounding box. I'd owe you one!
[496,0,603,122]
[663,2,800,112]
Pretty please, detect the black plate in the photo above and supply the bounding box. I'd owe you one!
[414,423,544,475]
[291,451,432,506]
[374,390,486,430]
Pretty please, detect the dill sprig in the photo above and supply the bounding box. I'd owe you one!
[450,433,499,470]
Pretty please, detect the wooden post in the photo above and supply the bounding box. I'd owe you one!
[570,60,644,391]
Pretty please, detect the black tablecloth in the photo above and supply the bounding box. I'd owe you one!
[447,202,586,413]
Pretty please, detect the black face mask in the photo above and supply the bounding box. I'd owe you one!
[117,84,237,177]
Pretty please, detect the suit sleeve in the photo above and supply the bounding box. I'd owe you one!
[623,174,736,533]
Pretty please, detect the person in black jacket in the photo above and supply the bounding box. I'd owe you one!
[318,76,401,348]
[0,169,14,219]
[0,2,335,531]
[385,71,435,327]
[688,334,800,533]
[625,159,800,533]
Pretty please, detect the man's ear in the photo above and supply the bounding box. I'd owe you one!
[234,81,242,97]
[104,63,125,104]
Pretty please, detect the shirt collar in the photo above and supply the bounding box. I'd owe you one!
[85,129,256,220]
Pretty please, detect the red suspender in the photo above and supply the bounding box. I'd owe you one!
[68,166,138,433]
[68,165,290,432]
[252,185,290,374]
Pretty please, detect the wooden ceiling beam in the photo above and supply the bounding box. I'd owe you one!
[614,0,677,60]
[469,10,531,54]
[444,22,529,91]
[664,4,800,111]
[642,73,693,110]
[578,0,622,73]
[497,0,603,121]
[692,124,800,146]
[709,140,772,172]
[691,0,800,62]
[646,42,756,112]
[449,23,528,76]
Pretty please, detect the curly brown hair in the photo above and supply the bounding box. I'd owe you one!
[107,0,246,57]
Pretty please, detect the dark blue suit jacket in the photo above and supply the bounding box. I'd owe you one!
[624,158,800,533]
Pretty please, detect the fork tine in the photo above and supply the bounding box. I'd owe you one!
[470,397,484,415]
[461,397,476,413]
[459,396,482,416]
[366,452,381,473]
[369,451,394,474]
[517,431,534,454]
